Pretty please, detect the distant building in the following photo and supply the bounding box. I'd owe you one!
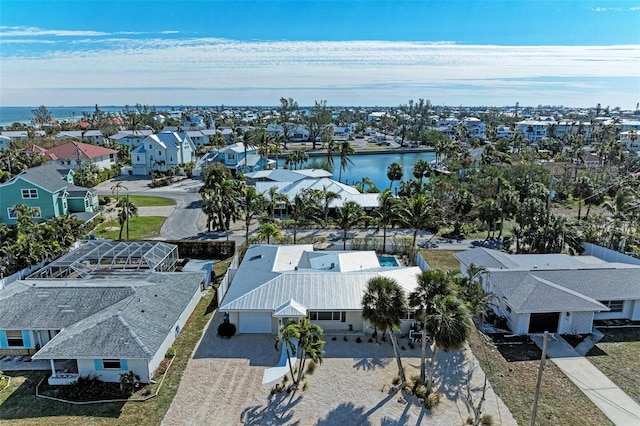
[130,131,196,175]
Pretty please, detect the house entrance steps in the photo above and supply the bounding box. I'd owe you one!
[531,333,640,426]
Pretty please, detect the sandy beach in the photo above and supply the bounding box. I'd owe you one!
[163,311,516,426]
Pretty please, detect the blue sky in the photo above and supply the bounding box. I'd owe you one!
[1,1,639,107]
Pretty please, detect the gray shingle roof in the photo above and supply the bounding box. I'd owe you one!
[14,272,203,360]
[5,163,94,195]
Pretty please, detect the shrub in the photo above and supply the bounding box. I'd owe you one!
[119,371,141,395]
[414,384,428,400]
[481,414,495,425]
[217,321,236,338]
[99,196,111,205]
[307,360,317,373]
[424,391,440,409]
[165,347,176,358]
[392,376,401,386]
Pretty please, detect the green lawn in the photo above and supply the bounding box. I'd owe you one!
[93,216,166,240]
[586,328,640,403]
[109,195,175,207]
[0,258,233,426]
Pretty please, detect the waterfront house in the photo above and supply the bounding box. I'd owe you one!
[0,163,98,224]
[130,131,195,175]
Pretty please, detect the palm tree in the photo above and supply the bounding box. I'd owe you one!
[361,276,407,385]
[325,139,338,170]
[289,191,320,244]
[387,162,403,190]
[408,269,452,382]
[424,295,471,392]
[338,141,355,182]
[318,186,341,224]
[412,159,431,185]
[336,201,364,250]
[240,187,266,245]
[257,222,282,244]
[375,189,399,253]
[267,186,287,219]
[572,175,594,221]
[110,182,128,203]
[397,194,432,247]
[117,197,138,240]
[276,318,325,389]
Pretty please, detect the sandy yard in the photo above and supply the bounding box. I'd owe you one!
[163,311,516,426]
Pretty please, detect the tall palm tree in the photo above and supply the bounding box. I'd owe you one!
[387,162,403,190]
[338,141,355,182]
[276,318,325,389]
[408,269,452,382]
[318,185,341,224]
[289,191,320,244]
[397,194,432,247]
[336,201,364,250]
[240,187,266,245]
[110,182,128,202]
[267,186,287,219]
[375,189,399,253]
[412,159,431,185]
[362,276,407,385]
[424,295,471,392]
[325,139,338,170]
[117,197,138,240]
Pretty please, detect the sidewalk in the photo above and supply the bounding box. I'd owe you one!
[531,334,640,426]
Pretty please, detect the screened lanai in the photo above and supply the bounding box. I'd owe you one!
[29,241,179,279]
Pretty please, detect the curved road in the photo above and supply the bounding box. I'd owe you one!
[95,177,204,240]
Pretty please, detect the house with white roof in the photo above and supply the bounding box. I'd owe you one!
[212,142,273,174]
[455,247,640,335]
[219,244,422,334]
[130,131,195,175]
[0,241,204,384]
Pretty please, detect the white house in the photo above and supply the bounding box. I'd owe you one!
[495,126,515,141]
[455,247,640,335]
[514,120,551,143]
[219,244,422,334]
[619,130,639,152]
[108,130,155,148]
[130,131,195,175]
[0,241,204,385]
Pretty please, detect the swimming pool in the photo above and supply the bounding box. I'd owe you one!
[378,255,399,267]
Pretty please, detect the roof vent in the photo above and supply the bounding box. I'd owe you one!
[294,266,299,271]
[250,254,263,261]
[533,265,538,269]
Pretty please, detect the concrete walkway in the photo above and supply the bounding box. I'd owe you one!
[531,334,640,426]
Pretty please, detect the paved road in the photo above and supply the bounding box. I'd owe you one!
[95,176,203,240]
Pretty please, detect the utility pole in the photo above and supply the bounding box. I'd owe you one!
[126,192,130,241]
[531,331,549,426]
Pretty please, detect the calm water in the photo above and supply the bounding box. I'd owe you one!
[277,151,436,190]
[0,106,174,126]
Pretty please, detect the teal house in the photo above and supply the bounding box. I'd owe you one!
[0,163,98,224]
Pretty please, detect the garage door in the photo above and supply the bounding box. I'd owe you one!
[529,312,560,334]
[239,312,272,333]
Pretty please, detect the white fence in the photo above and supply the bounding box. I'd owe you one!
[216,254,239,305]
[583,242,640,265]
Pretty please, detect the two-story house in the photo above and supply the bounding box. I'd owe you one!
[0,163,98,224]
[130,131,195,175]
[45,141,118,171]
[108,130,155,148]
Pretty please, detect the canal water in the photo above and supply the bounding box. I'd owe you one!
[276,151,436,190]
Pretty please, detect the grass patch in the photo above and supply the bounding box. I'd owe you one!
[0,258,233,426]
[467,331,613,426]
[418,249,461,273]
[93,216,166,240]
[108,195,175,207]
[586,328,640,403]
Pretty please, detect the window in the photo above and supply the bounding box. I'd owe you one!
[109,154,114,161]
[600,300,624,313]
[228,154,236,160]
[7,208,18,219]
[6,330,24,347]
[21,189,38,199]
[102,359,122,369]
[309,311,345,321]
[403,311,416,320]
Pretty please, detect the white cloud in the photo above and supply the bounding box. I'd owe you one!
[160,31,180,34]
[0,26,109,37]
[1,38,638,106]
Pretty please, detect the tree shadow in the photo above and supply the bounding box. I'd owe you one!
[240,390,303,425]
[432,350,468,401]
[352,356,390,371]
[186,200,201,209]
[316,402,371,426]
